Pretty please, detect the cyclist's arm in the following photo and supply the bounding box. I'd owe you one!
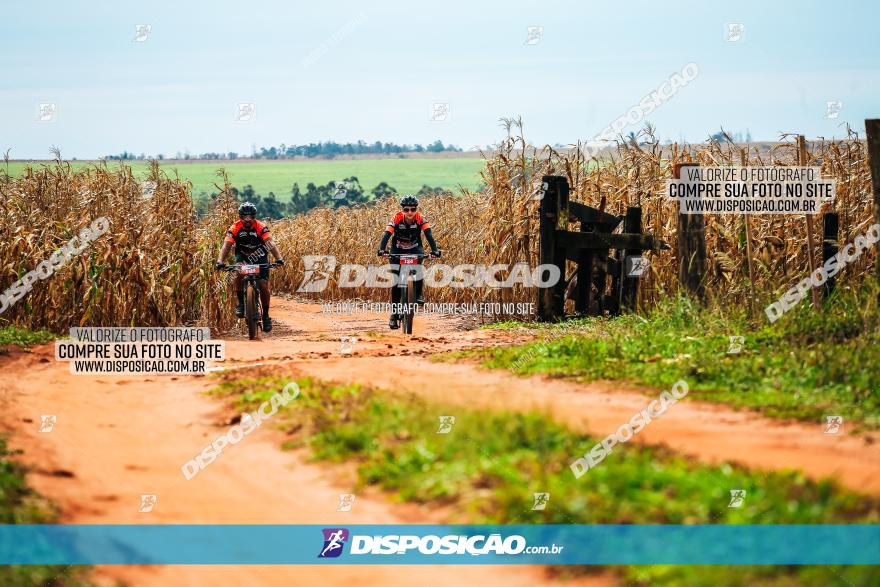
[379,229,392,251]
[423,227,439,254]
[217,240,232,265]
[264,237,283,261]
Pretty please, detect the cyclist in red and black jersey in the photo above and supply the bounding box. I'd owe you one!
[215,202,285,331]
[377,195,441,330]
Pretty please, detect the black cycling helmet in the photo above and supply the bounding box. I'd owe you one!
[400,195,419,208]
[238,202,258,217]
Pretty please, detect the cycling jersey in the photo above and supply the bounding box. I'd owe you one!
[225,220,271,256]
[234,250,270,280]
[385,212,430,250]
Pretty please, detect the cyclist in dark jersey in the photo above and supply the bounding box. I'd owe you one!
[377,195,440,330]
[215,202,285,332]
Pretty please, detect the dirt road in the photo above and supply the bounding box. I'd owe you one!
[236,298,880,495]
[1,297,877,586]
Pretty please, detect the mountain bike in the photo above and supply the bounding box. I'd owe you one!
[381,252,439,335]
[218,262,281,340]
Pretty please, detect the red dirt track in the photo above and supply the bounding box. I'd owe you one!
[1,298,877,586]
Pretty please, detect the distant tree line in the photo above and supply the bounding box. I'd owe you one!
[193,178,449,219]
[709,130,752,143]
[253,140,460,159]
[104,151,150,160]
[105,140,461,161]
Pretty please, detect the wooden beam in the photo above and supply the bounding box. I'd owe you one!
[575,240,593,314]
[592,237,610,316]
[537,176,559,321]
[740,149,758,319]
[822,212,839,299]
[621,207,642,311]
[568,201,622,229]
[798,135,821,310]
[538,175,569,321]
[866,119,880,287]
[674,163,706,301]
[606,255,621,315]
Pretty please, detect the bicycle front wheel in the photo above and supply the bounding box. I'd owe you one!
[245,284,261,340]
[402,278,415,335]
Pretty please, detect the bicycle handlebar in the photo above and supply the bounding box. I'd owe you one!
[380,251,441,259]
[218,262,282,271]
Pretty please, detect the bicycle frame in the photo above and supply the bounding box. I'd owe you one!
[219,262,280,340]
[395,254,424,289]
[381,252,436,335]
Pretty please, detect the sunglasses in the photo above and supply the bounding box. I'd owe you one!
[403,207,417,212]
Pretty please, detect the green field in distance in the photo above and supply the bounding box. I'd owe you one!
[3,158,486,197]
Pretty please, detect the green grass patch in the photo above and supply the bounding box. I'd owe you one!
[458,286,880,429]
[0,326,57,348]
[209,374,879,586]
[0,436,93,586]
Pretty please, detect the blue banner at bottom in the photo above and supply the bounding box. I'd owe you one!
[1,525,877,565]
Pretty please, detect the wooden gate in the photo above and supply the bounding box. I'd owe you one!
[537,175,669,321]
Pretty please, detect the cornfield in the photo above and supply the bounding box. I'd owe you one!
[566,124,878,311]
[1,122,876,333]
[0,158,233,332]
[277,121,877,314]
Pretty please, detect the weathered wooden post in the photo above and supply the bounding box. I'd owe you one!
[575,218,593,314]
[822,212,839,299]
[740,150,758,318]
[537,175,569,321]
[798,135,821,310]
[607,253,621,315]
[866,120,880,289]
[620,206,642,311]
[591,240,610,315]
[674,162,706,301]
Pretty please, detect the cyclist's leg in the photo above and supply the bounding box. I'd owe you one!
[389,250,402,307]
[388,249,402,328]
[255,255,272,330]
[258,279,270,313]
[256,256,270,315]
[233,253,246,316]
[414,246,426,303]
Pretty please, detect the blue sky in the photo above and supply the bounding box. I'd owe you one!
[1,0,878,159]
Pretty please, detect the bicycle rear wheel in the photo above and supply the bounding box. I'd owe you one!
[245,284,261,340]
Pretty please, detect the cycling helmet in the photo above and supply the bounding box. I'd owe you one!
[238,202,258,217]
[400,195,419,208]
